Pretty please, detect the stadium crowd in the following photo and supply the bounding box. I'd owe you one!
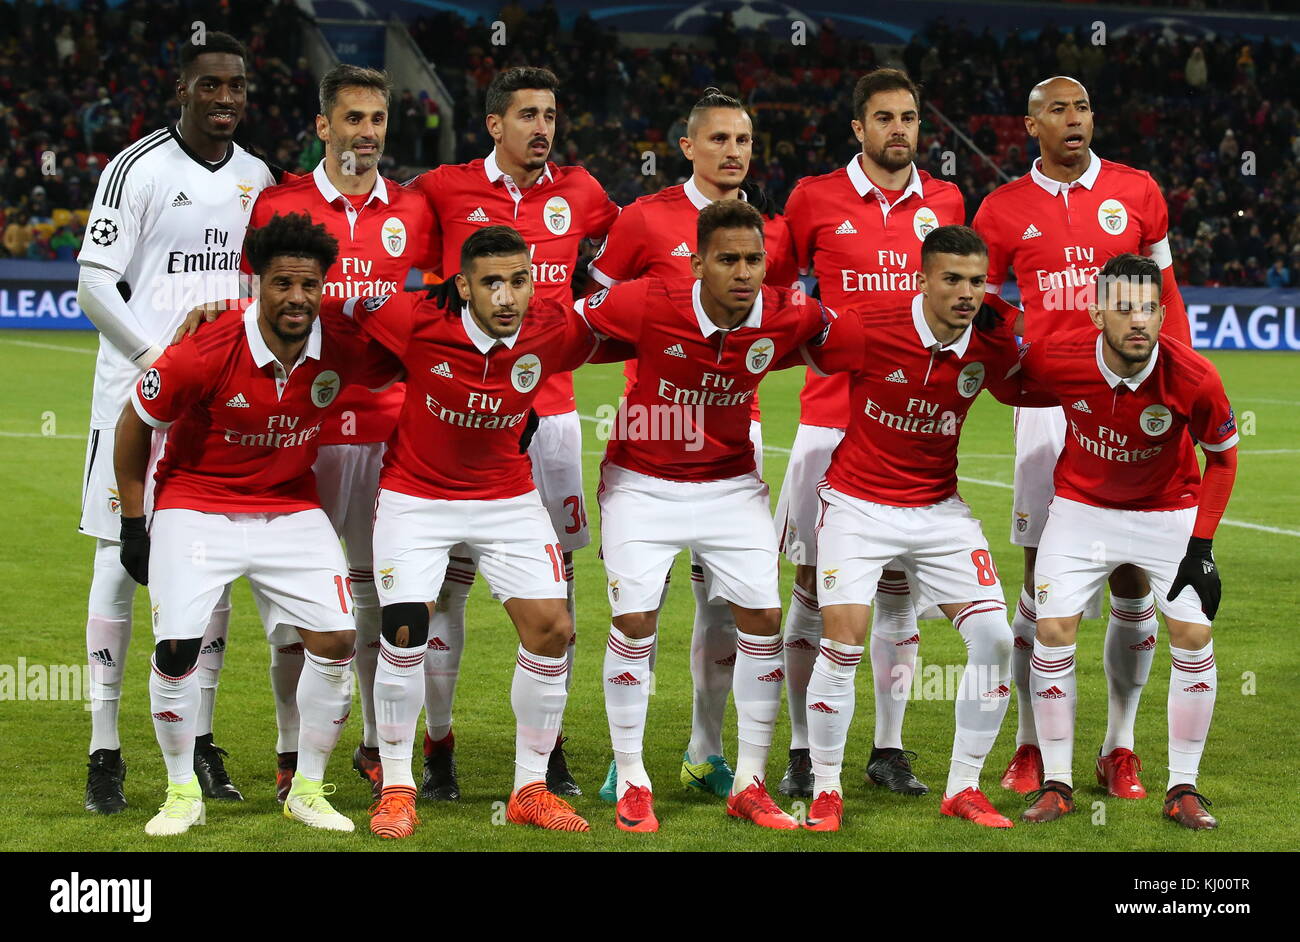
[2,0,1298,287]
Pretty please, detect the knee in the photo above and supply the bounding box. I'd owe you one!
[1109,564,1150,597]
[381,602,429,648]
[307,630,356,662]
[613,611,655,639]
[1166,620,1212,651]
[153,638,201,677]
[794,565,817,593]
[1034,616,1076,647]
[744,607,782,637]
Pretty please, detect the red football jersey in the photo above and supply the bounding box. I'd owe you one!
[244,164,438,445]
[972,152,1190,345]
[344,292,625,500]
[784,157,966,428]
[409,152,620,416]
[1017,328,1237,511]
[803,294,1035,507]
[131,303,401,513]
[586,176,798,420]
[579,276,826,481]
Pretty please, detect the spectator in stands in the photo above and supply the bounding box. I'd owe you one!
[3,210,32,259]
[1267,258,1292,288]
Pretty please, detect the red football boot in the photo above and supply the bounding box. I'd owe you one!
[1000,744,1044,794]
[941,787,1014,828]
[803,791,844,832]
[1096,747,1146,799]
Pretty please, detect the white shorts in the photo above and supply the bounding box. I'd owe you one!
[1034,497,1209,625]
[79,426,165,541]
[1011,405,1067,547]
[749,419,764,481]
[815,488,1004,612]
[527,410,589,553]
[148,508,353,644]
[774,423,845,566]
[373,488,567,605]
[314,441,385,572]
[597,463,781,616]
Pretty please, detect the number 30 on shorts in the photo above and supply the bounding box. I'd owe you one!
[971,549,999,587]
[563,495,587,535]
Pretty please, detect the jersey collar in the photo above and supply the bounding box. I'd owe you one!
[847,154,922,203]
[692,280,763,336]
[484,150,554,189]
[168,123,234,173]
[1029,149,1101,197]
[461,303,520,353]
[312,160,390,207]
[683,175,748,211]
[1095,334,1159,389]
[911,293,973,357]
[243,301,322,370]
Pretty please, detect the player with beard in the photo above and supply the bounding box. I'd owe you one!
[406,68,619,801]
[775,69,965,799]
[972,77,1193,800]
[76,31,276,814]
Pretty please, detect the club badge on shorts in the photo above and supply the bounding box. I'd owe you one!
[1140,404,1172,436]
[108,488,121,515]
[312,370,341,407]
[957,362,985,398]
[379,567,395,591]
[1037,583,1050,606]
[608,579,619,602]
[382,217,407,257]
[822,568,839,590]
[511,354,542,392]
[746,338,774,373]
[1015,511,1029,534]
[1098,199,1128,235]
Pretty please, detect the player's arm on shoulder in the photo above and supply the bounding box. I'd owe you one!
[573,280,641,344]
[568,294,635,367]
[114,344,200,513]
[342,292,416,357]
[785,305,860,374]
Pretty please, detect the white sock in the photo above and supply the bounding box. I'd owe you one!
[947,602,1012,795]
[564,561,577,694]
[806,639,863,796]
[870,576,919,750]
[374,637,425,790]
[150,656,200,785]
[512,645,569,791]
[86,539,136,753]
[269,641,305,754]
[782,585,822,752]
[1168,642,1216,791]
[1030,639,1077,788]
[296,650,354,781]
[424,562,472,742]
[604,626,654,797]
[350,577,381,749]
[1011,588,1039,747]
[731,630,784,792]
[194,596,231,738]
[687,563,735,764]
[1102,593,1158,754]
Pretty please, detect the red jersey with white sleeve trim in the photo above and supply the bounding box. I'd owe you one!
[130,303,401,513]
[408,153,620,416]
[579,277,826,481]
[1016,328,1237,511]
[784,157,966,429]
[344,292,624,500]
[971,152,1190,344]
[585,177,798,420]
[243,163,438,445]
[803,294,1034,507]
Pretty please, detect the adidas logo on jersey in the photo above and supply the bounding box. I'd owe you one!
[886,368,907,383]
[1022,224,1042,240]
[225,393,250,408]
[757,668,785,683]
[171,191,192,207]
[664,343,686,358]
[431,361,454,378]
[89,648,116,668]
[1129,634,1157,651]
[808,701,839,714]
[607,671,641,686]
[467,207,489,222]
[835,219,858,234]
[669,241,691,257]
[1072,399,1092,413]
[1036,685,1066,699]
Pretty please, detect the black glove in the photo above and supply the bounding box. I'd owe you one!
[424,277,461,312]
[739,180,776,217]
[1168,536,1220,621]
[570,255,592,300]
[120,515,150,586]
[518,409,540,454]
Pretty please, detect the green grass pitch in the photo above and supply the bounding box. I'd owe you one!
[1,329,1296,851]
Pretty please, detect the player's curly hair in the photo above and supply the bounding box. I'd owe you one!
[179,30,247,76]
[460,224,529,273]
[696,198,764,254]
[242,212,339,276]
[486,67,559,117]
[852,68,921,122]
